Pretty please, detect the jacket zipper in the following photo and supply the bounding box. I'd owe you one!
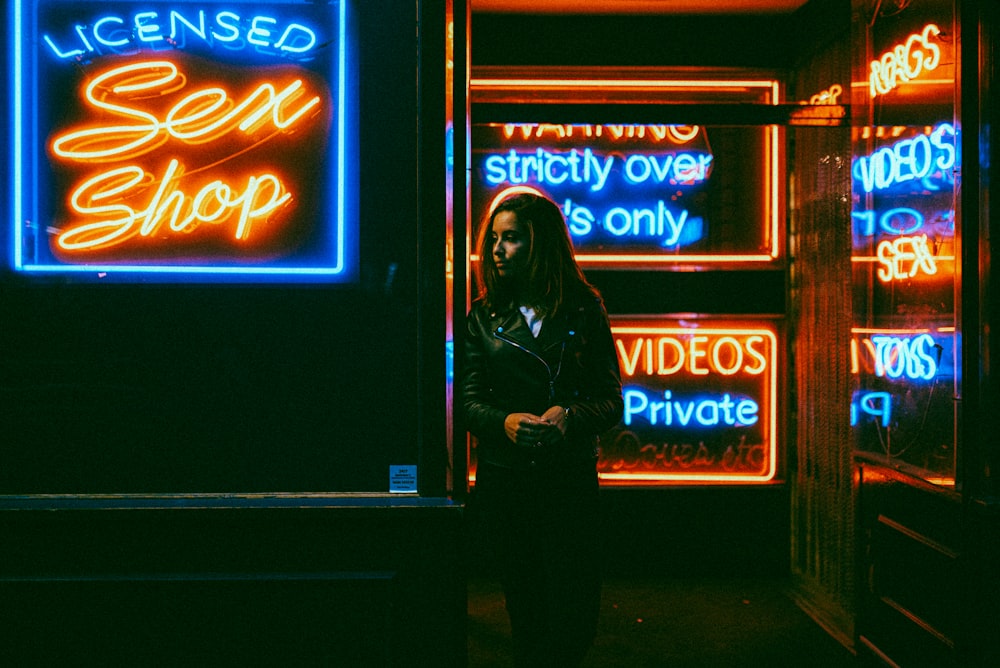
[494,330,564,403]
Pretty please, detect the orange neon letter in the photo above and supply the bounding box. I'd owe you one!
[616,338,642,377]
[688,335,710,376]
[657,337,685,375]
[743,335,768,375]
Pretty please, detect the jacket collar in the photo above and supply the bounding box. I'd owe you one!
[489,305,574,352]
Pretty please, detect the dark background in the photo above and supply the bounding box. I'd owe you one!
[0,2,425,493]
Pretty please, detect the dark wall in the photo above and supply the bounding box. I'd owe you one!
[472,12,797,68]
[0,3,430,494]
[0,497,467,666]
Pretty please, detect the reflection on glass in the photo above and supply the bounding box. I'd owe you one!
[850,3,958,486]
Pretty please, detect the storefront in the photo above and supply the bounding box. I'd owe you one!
[2,0,998,665]
[459,1,1000,664]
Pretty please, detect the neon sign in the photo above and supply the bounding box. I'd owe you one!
[49,59,319,252]
[851,326,954,433]
[852,391,892,427]
[852,123,956,194]
[598,321,779,485]
[472,117,780,265]
[43,9,319,59]
[623,389,760,428]
[481,148,713,191]
[57,157,290,251]
[852,17,958,482]
[852,207,954,239]
[851,124,958,286]
[875,235,940,282]
[869,24,942,98]
[498,123,702,143]
[12,0,354,280]
[851,331,945,381]
[51,60,321,161]
[806,84,843,106]
[616,332,768,377]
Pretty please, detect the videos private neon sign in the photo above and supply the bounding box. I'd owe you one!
[12,1,354,280]
[599,322,779,484]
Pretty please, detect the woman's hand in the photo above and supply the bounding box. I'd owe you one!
[504,412,559,448]
[540,405,570,438]
[504,408,569,449]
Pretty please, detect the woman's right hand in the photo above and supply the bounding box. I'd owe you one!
[504,412,555,449]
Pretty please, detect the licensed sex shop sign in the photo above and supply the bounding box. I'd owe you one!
[11,0,354,279]
[598,320,779,484]
[471,121,779,266]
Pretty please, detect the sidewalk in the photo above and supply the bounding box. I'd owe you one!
[468,576,856,667]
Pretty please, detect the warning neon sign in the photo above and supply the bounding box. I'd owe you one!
[471,119,780,266]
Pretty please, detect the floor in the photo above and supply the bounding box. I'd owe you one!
[467,576,857,667]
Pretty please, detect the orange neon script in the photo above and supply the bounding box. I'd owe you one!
[875,234,942,282]
[58,158,291,251]
[52,60,322,162]
[869,24,942,98]
[50,58,324,253]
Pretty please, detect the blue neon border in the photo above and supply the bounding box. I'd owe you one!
[10,1,356,282]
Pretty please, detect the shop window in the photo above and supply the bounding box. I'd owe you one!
[851,1,959,486]
[466,69,787,487]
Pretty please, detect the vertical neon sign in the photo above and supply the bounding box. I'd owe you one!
[11,1,355,280]
[851,11,958,484]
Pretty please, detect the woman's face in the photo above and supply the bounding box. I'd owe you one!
[490,211,530,281]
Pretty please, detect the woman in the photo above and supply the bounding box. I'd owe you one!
[462,192,624,667]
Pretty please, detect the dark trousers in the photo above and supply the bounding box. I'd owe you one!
[475,461,602,668]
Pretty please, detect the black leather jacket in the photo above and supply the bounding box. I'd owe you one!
[462,291,624,471]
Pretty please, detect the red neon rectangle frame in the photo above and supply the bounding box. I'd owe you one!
[600,320,779,485]
[470,72,783,267]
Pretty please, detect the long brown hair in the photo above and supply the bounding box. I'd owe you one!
[474,192,599,317]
